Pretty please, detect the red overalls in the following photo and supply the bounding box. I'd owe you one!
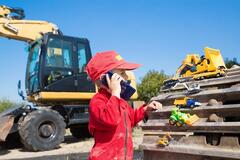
[88,88,146,160]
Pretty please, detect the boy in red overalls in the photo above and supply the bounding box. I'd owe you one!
[85,51,162,160]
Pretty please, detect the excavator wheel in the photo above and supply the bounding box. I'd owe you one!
[70,124,91,139]
[19,108,66,151]
[190,104,195,108]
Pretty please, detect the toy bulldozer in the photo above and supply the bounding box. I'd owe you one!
[162,47,226,89]
[169,107,199,126]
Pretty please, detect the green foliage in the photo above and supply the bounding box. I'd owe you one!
[137,70,168,102]
[225,58,239,69]
[0,99,15,113]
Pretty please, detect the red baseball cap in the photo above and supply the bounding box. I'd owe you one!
[85,51,141,81]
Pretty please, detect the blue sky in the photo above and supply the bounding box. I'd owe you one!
[0,0,239,101]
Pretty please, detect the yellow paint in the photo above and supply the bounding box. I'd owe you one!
[34,92,96,101]
[185,115,199,125]
[115,55,123,61]
[0,6,11,16]
[126,71,138,100]
[174,97,188,106]
[48,48,62,56]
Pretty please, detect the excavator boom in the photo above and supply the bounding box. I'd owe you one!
[0,5,60,43]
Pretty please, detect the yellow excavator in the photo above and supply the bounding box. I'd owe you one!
[163,47,226,89]
[0,5,138,151]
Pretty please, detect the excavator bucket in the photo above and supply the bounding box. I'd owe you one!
[204,47,226,71]
[0,115,14,141]
[185,114,199,126]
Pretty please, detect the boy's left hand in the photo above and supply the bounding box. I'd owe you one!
[144,101,162,115]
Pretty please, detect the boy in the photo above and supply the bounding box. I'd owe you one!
[85,51,162,160]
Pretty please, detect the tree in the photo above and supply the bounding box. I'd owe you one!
[0,98,14,113]
[137,70,168,102]
[225,58,239,69]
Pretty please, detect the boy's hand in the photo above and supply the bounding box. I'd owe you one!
[106,73,123,98]
[144,101,162,115]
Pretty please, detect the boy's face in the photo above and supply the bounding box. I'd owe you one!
[112,69,129,81]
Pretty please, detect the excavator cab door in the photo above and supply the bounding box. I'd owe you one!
[76,42,96,92]
[25,42,41,95]
[41,35,77,92]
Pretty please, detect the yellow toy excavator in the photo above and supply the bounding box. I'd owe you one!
[0,5,138,151]
[163,47,226,89]
[157,132,173,147]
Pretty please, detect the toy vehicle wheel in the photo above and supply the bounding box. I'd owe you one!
[196,77,201,80]
[19,108,66,151]
[216,73,221,77]
[176,105,180,108]
[169,119,176,125]
[190,104,195,108]
[70,124,91,139]
[176,121,183,127]
[200,76,205,80]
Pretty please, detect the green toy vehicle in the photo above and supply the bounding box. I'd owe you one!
[169,107,199,126]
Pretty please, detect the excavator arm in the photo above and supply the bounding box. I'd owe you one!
[175,54,201,78]
[0,5,60,43]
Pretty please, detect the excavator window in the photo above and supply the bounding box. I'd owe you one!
[26,43,40,93]
[77,43,87,73]
[43,38,75,87]
[29,46,39,74]
[46,38,73,68]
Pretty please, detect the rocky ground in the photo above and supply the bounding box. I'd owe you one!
[0,127,144,160]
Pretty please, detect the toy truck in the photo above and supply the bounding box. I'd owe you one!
[169,107,199,126]
[174,97,201,108]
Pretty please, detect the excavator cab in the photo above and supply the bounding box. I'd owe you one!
[25,33,96,104]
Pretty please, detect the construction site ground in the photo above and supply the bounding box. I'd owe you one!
[0,127,144,160]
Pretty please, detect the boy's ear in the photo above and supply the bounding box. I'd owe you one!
[95,80,102,87]
[99,74,105,80]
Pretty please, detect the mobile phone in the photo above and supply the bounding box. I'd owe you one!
[101,71,136,100]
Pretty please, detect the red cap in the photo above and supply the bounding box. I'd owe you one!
[85,51,141,81]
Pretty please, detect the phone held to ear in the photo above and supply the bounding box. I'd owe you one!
[101,71,136,100]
